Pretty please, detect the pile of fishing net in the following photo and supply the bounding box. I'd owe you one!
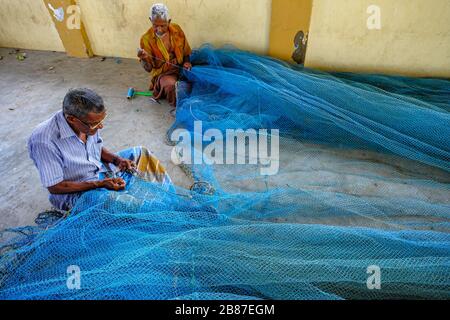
[0,45,449,299]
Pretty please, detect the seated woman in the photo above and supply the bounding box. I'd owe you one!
[138,3,192,109]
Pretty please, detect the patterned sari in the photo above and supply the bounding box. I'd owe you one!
[140,23,192,106]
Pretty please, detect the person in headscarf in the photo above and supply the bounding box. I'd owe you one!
[138,3,192,109]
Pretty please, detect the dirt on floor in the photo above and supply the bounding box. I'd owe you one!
[0,48,192,230]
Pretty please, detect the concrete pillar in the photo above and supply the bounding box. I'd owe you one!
[43,0,93,58]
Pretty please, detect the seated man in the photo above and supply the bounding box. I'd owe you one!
[138,3,192,109]
[28,88,171,211]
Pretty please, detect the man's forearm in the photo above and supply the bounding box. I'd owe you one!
[48,180,104,195]
[101,148,120,166]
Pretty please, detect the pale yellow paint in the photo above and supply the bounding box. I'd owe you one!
[77,0,272,59]
[269,0,313,61]
[0,0,64,52]
[306,0,450,77]
[2,0,449,79]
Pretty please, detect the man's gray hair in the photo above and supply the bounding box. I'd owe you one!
[150,3,169,21]
[63,88,105,118]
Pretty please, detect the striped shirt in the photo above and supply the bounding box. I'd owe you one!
[28,111,105,210]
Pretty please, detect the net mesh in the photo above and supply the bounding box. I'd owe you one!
[1,45,449,300]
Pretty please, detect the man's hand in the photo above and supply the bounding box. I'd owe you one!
[183,62,192,71]
[101,178,126,191]
[114,157,136,171]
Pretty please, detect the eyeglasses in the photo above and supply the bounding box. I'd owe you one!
[75,114,107,130]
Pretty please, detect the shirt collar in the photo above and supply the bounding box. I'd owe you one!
[56,111,77,140]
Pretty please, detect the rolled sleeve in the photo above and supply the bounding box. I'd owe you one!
[29,142,64,188]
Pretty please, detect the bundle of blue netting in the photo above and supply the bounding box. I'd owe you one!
[0,45,449,300]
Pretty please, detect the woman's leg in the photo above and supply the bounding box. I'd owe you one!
[158,74,178,107]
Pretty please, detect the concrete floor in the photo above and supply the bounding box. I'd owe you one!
[0,48,191,230]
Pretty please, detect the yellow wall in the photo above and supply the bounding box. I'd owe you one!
[77,0,272,59]
[305,0,450,77]
[1,0,449,78]
[0,0,64,52]
[269,0,313,61]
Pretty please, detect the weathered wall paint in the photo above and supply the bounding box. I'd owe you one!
[1,0,449,78]
[43,0,93,58]
[305,0,450,77]
[269,0,313,62]
[77,0,272,59]
[0,0,64,52]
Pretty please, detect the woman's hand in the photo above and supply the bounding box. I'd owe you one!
[141,60,153,73]
[137,48,150,61]
[167,58,178,67]
[183,62,192,71]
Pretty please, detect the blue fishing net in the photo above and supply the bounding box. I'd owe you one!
[1,45,449,300]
